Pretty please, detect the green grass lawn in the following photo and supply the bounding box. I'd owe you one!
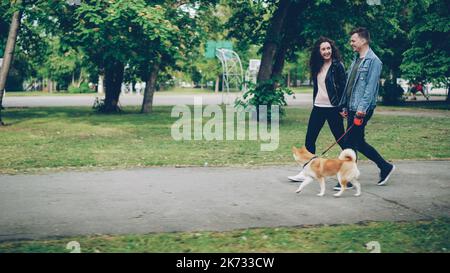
[0,105,449,174]
[385,102,450,111]
[0,218,448,253]
[1,106,448,253]
[290,86,313,93]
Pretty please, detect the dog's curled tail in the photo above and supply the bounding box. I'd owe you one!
[338,149,357,162]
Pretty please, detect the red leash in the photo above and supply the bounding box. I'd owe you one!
[318,123,354,157]
[303,123,355,168]
[302,116,362,168]
[319,115,363,156]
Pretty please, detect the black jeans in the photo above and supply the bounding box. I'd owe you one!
[305,106,345,154]
[343,110,390,171]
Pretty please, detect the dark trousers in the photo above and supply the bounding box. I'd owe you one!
[305,106,345,154]
[343,110,390,170]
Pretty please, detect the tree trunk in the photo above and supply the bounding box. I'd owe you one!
[270,45,288,90]
[43,78,48,92]
[0,4,22,126]
[215,75,220,93]
[271,40,289,89]
[293,69,298,87]
[51,80,55,93]
[391,69,399,84]
[102,61,124,113]
[98,74,104,94]
[287,71,291,87]
[271,43,288,79]
[77,69,84,88]
[141,62,160,113]
[256,0,291,84]
[446,84,450,104]
[271,1,303,86]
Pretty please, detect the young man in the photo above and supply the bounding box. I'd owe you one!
[337,27,395,190]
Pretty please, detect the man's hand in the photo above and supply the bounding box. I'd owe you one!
[356,111,366,118]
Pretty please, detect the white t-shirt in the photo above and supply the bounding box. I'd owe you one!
[314,63,333,108]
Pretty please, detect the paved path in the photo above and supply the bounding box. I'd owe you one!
[4,94,448,118]
[0,160,449,241]
[2,93,312,108]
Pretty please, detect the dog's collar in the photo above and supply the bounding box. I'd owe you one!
[302,156,318,169]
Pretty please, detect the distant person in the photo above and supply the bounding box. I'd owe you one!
[409,82,429,100]
[408,82,417,100]
[288,37,347,183]
[338,27,395,189]
[415,82,429,100]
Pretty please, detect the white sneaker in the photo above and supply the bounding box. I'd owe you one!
[288,171,306,182]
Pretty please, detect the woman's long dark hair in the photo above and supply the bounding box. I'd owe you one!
[309,36,342,78]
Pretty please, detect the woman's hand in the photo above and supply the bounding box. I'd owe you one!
[356,111,366,118]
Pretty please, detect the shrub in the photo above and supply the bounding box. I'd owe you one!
[68,82,94,93]
[234,80,294,121]
[380,81,405,105]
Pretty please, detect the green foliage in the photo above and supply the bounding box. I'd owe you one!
[400,0,450,87]
[0,1,10,55]
[225,0,274,47]
[37,37,89,90]
[0,1,97,91]
[67,0,174,69]
[225,0,423,84]
[38,0,218,87]
[4,52,32,91]
[283,50,310,84]
[349,0,410,80]
[235,80,294,119]
[68,82,94,94]
[1,0,448,98]
[188,58,221,88]
[0,105,450,173]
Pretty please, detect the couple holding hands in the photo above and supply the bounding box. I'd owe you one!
[288,27,395,189]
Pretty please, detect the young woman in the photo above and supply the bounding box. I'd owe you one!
[288,37,348,182]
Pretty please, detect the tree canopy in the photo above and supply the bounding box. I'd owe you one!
[400,0,449,91]
[1,0,448,121]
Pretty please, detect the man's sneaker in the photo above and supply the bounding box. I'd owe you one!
[333,182,354,191]
[288,171,306,182]
[378,164,395,186]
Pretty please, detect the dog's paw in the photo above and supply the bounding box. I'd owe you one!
[317,193,325,197]
[296,189,302,194]
[354,192,361,197]
[333,192,342,197]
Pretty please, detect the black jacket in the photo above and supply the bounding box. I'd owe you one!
[312,59,346,107]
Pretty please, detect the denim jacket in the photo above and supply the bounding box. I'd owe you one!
[338,48,382,113]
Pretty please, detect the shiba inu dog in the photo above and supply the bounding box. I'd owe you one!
[292,146,361,197]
